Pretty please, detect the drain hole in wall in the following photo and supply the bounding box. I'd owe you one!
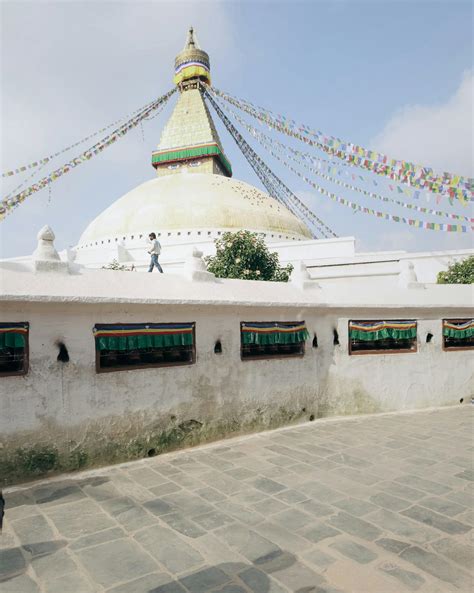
[426,333,433,343]
[309,414,315,421]
[333,329,339,346]
[57,342,69,363]
[214,340,222,354]
[312,334,318,348]
[460,398,464,404]
[147,449,157,457]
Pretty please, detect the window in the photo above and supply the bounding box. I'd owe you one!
[0,322,29,376]
[349,320,417,355]
[443,319,474,351]
[241,321,309,360]
[94,323,195,372]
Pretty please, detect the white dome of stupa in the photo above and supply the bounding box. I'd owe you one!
[77,173,312,247]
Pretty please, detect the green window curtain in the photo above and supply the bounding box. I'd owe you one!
[443,319,474,340]
[94,324,194,351]
[242,322,309,345]
[0,323,28,349]
[349,321,417,341]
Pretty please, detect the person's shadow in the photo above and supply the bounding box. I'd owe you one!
[147,550,329,593]
[0,544,328,593]
[0,482,332,592]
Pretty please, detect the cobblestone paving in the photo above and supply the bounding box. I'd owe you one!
[1,406,473,593]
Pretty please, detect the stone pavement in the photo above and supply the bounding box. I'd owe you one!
[1,406,473,593]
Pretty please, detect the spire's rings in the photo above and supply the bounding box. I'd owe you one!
[173,28,211,86]
[175,60,209,75]
[175,50,210,70]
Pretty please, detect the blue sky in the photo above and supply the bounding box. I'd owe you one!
[1,0,473,258]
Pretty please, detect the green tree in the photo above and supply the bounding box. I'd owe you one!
[205,231,293,282]
[437,256,474,284]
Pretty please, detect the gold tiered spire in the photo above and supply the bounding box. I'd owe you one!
[173,27,211,86]
[151,28,232,178]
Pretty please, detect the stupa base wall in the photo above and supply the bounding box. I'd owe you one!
[73,234,356,270]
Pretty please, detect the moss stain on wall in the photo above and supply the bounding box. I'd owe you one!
[0,398,319,486]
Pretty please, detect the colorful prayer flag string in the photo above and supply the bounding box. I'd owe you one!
[211,92,470,233]
[0,89,176,221]
[2,97,159,179]
[220,103,474,225]
[287,160,470,232]
[210,87,473,205]
[201,83,336,238]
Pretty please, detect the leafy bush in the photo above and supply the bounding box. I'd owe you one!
[437,256,474,284]
[102,259,135,271]
[205,231,293,282]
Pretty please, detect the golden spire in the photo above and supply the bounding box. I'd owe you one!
[151,28,230,177]
[174,26,211,87]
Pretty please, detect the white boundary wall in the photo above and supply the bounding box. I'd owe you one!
[1,258,472,483]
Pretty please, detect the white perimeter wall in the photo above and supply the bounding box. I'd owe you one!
[1,301,472,469]
[71,234,473,286]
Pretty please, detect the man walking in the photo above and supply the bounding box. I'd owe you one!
[147,233,163,273]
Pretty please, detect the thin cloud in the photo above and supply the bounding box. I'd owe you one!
[371,71,473,178]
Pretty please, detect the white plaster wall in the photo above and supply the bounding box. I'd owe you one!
[0,302,314,438]
[327,315,473,414]
[308,249,474,286]
[1,301,472,449]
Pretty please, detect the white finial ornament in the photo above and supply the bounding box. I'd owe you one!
[184,247,216,282]
[32,225,69,273]
[291,261,321,290]
[33,225,60,261]
[398,260,424,289]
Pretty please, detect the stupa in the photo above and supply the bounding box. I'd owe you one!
[74,28,313,269]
